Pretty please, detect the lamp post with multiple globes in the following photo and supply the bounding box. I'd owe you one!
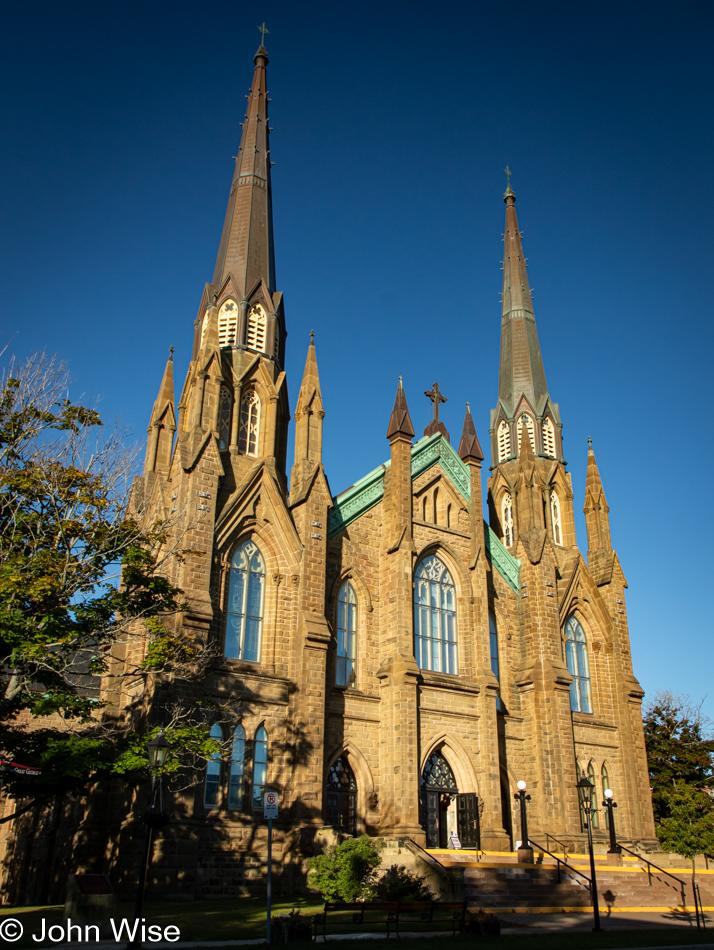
[603,788,621,855]
[514,780,533,862]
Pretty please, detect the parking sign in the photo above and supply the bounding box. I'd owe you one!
[264,791,278,819]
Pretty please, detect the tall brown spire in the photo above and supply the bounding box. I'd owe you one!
[498,183,548,416]
[583,438,612,554]
[212,44,276,297]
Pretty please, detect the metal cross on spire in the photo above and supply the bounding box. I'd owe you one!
[257,22,270,46]
[424,382,447,422]
[505,165,513,190]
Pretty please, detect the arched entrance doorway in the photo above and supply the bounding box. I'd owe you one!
[420,751,480,849]
[325,756,357,835]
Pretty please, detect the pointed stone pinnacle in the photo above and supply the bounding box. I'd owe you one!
[386,377,415,441]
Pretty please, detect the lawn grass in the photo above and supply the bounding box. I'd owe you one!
[2,900,712,949]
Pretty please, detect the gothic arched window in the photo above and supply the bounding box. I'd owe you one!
[502,493,514,547]
[204,722,223,809]
[414,555,457,675]
[336,582,357,687]
[225,540,265,662]
[588,760,600,828]
[325,757,357,835]
[246,304,267,352]
[489,613,502,711]
[432,487,439,525]
[517,413,535,454]
[565,616,592,713]
[228,724,245,810]
[497,420,511,462]
[218,388,231,451]
[542,417,556,457]
[251,725,268,809]
[238,390,260,456]
[550,491,562,545]
[601,763,611,829]
[218,299,238,347]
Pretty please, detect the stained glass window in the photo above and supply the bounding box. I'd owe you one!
[565,616,592,713]
[421,751,457,790]
[252,726,268,809]
[414,555,457,675]
[218,388,231,451]
[238,390,260,456]
[204,722,223,809]
[225,540,265,662]
[336,582,357,687]
[228,725,245,810]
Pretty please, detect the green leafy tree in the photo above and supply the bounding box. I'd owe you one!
[0,353,210,813]
[657,782,714,862]
[643,691,714,823]
[307,836,383,902]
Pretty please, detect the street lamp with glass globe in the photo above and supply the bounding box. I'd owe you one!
[576,772,601,932]
[603,788,621,855]
[514,780,533,862]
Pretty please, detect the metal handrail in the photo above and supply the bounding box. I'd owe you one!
[617,844,687,908]
[405,837,446,871]
[544,833,570,862]
[528,837,592,891]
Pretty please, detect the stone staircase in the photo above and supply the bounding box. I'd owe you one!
[426,848,714,912]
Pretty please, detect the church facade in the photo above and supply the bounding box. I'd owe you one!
[104,41,656,896]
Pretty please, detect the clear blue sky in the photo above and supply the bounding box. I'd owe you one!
[2,1,712,718]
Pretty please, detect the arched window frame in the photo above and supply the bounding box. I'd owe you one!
[251,725,268,810]
[336,581,357,688]
[564,616,593,714]
[432,488,439,525]
[246,303,267,352]
[218,299,238,347]
[228,724,246,810]
[497,420,511,462]
[218,388,231,451]
[238,390,260,456]
[413,554,458,675]
[588,760,600,828]
[422,496,428,521]
[601,763,611,829]
[542,416,556,457]
[325,756,357,835]
[225,540,266,662]
[517,413,535,454]
[204,722,223,809]
[550,491,562,545]
[502,493,514,547]
[489,613,502,711]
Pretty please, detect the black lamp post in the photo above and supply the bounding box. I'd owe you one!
[514,780,532,861]
[131,730,170,946]
[577,772,601,932]
[603,789,621,854]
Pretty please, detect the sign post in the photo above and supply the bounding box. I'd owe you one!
[264,792,278,946]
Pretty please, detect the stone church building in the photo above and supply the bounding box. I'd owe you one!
[3,40,658,901]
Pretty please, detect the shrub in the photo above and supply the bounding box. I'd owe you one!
[307,835,382,901]
[375,865,434,902]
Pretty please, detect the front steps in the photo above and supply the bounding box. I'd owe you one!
[425,849,714,913]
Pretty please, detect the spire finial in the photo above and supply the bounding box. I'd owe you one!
[588,435,593,448]
[169,345,174,359]
[466,401,471,412]
[257,21,270,48]
[310,329,315,344]
[399,375,403,385]
[504,165,516,201]
[424,382,448,423]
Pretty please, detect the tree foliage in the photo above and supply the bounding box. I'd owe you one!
[0,353,208,804]
[643,691,714,822]
[643,691,714,859]
[307,836,383,902]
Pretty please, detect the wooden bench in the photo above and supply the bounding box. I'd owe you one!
[312,900,467,940]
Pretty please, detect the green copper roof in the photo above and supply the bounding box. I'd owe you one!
[328,433,520,591]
